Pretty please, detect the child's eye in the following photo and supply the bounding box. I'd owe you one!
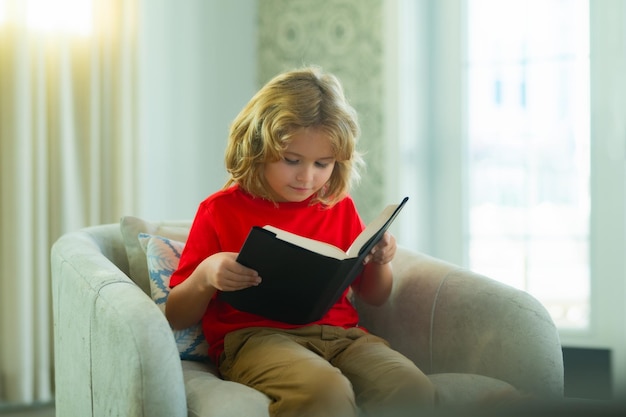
[284,157,299,165]
[315,161,330,168]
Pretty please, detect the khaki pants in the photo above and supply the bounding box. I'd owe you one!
[219,325,435,417]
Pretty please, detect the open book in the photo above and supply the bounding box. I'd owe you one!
[218,197,409,324]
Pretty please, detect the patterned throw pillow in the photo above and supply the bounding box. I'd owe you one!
[120,216,190,295]
[138,233,209,362]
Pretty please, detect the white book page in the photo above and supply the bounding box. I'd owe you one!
[263,201,403,261]
[263,226,350,260]
[346,203,399,257]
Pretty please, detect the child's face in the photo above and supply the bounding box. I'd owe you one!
[264,127,336,203]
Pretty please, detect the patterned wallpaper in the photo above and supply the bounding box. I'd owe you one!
[258,0,385,222]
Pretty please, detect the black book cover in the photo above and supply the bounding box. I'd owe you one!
[218,197,408,324]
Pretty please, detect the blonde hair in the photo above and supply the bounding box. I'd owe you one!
[224,66,363,206]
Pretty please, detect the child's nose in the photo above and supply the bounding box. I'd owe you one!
[296,164,314,182]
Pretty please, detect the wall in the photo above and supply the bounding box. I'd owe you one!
[137,0,258,220]
[258,0,386,222]
[136,0,392,224]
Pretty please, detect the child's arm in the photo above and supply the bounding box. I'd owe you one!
[352,232,396,306]
[165,252,261,330]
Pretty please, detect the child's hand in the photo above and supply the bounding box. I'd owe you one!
[363,232,396,265]
[201,252,261,292]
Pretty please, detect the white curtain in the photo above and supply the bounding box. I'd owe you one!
[0,0,137,405]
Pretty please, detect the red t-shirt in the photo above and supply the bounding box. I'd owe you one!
[169,185,366,364]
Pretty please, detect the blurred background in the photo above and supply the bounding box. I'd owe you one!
[0,0,624,411]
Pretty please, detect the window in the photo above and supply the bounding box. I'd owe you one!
[465,0,590,329]
[0,0,7,26]
[0,0,93,35]
[26,0,93,35]
[390,0,626,398]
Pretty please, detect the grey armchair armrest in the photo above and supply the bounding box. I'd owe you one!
[51,226,188,417]
[51,222,563,417]
[355,249,564,402]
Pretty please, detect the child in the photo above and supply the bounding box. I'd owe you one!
[165,66,435,417]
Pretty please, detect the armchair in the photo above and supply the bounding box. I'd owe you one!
[51,219,563,416]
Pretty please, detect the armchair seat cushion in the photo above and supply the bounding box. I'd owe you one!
[182,361,271,417]
[428,373,518,405]
[180,361,519,416]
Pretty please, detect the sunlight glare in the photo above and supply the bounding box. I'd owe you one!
[26,0,93,35]
[0,0,6,26]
